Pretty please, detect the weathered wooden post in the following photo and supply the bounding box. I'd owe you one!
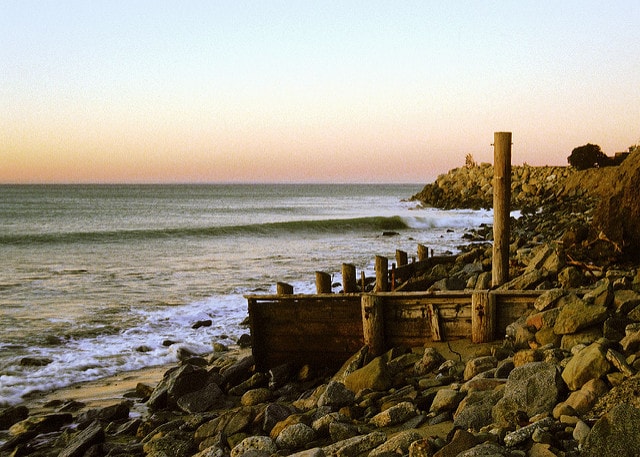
[395,250,408,267]
[471,290,496,343]
[276,282,293,295]
[417,244,429,261]
[342,263,358,293]
[361,294,385,356]
[375,255,389,292]
[492,132,512,287]
[315,271,332,294]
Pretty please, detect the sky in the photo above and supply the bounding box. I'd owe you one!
[1,1,639,184]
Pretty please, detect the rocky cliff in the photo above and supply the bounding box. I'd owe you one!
[412,150,640,258]
[410,163,576,211]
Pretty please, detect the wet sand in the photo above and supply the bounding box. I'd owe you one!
[18,364,171,417]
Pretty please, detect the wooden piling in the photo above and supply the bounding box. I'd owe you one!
[472,291,496,343]
[375,255,389,292]
[417,244,429,261]
[315,271,332,294]
[361,294,385,356]
[396,250,408,267]
[492,132,512,287]
[342,263,358,293]
[276,282,294,295]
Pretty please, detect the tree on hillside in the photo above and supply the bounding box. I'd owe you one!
[567,143,610,170]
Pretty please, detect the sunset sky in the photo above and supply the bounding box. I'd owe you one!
[1,1,639,184]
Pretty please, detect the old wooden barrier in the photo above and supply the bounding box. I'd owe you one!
[246,290,542,369]
[247,294,363,371]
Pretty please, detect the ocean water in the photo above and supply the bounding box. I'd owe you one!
[0,184,493,406]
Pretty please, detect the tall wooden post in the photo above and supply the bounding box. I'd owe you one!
[315,271,332,294]
[361,294,385,356]
[375,255,389,292]
[342,263,358,293]
[492,132,512,287]
[276,282,294,295]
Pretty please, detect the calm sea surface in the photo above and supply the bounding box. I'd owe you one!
[0,184,492,405]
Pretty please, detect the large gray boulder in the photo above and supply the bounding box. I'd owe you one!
[581,403,640,457]
[492,362,564,425]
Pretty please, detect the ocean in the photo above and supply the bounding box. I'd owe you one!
[0,183,493,406]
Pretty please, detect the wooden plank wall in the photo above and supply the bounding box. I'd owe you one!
[247,294,363,371]
[377,292,472,347]
[246,290,542,371]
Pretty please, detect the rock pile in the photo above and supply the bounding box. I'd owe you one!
[410,164,575,210]
[3,291,640,457]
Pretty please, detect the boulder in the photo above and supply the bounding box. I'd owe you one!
[343,356,392,393]
[553,293,608,335]
[414,347,445,375]
[581,403,640,457]
[58,420,105,457]
[0,405,29,430]
[231,435,277,457]
[369,401,417,427]
[275,423,316,451]
[533,289,566,311]
[492,362,564,424]
[147,364,210,410]
[561,339,611,391]
[317,381,355,409]
[453,389,503,432]
[369,430,421,457]
[463,356,497,381]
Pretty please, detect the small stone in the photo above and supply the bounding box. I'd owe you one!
[572,420,590,445]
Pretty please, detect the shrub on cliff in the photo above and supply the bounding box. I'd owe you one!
[568,143,610,170]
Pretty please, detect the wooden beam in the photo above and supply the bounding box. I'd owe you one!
[472,291,496,343]
[375,255,388,292]
[276,282,294,295]
[315,271,332,294]
[361,294,385,356]
[492,131,512,287]
[342,263,358,293]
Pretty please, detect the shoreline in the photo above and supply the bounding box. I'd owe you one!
[16,364,171,417]
[14,346,253,416]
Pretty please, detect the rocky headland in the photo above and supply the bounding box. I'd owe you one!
[2,150,640,457]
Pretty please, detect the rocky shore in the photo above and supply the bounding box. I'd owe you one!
[2,152,640,457]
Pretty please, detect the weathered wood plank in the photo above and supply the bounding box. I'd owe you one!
[428,303,442,341]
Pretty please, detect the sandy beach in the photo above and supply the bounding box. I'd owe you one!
[17,364,171,418]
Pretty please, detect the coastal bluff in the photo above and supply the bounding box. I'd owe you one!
[411,149,640,258]
[410,163,576,211]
